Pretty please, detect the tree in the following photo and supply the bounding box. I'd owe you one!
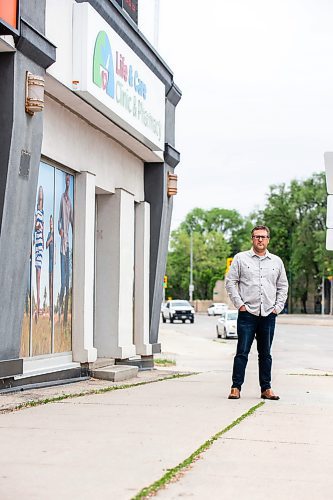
[166,228,230,300]
[166,172,333,308]
[261,172,332,312]
[166,207,256,299]
[179,207,253,255]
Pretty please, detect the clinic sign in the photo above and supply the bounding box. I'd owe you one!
[73,3,165,151]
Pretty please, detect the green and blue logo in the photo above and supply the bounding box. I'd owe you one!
[93,31,115,98]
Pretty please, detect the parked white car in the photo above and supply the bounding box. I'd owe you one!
[161,300,195,323]
[216,309,238,339]
[207,303,228,316]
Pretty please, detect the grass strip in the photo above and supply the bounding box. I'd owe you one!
[132,401,265,500]
[1,372,197,414]
[154,359,176,366]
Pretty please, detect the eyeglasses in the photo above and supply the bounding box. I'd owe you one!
[252,235,269,240]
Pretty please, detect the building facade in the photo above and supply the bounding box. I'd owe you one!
[0,0,181,387]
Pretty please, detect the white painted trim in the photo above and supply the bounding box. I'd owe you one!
[72,171,98,363]
[16,352,80,379]
[134,202,152,355]
[95,189,136,358]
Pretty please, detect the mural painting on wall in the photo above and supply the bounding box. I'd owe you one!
[20,163,74,357]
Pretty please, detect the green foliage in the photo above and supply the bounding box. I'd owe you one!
[166,228,230,299]
[154,358,176,366]
[166,171,332,310]
[166,207,254,299]
[260,172,332,312]
[179,207,253,255]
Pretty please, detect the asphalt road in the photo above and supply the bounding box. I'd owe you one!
[159,313,333,375]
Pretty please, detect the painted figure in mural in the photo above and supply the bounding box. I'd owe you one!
[225,225,288,401]
[58,174,73,323]
[34,185,44,321]
[46,215,54,322]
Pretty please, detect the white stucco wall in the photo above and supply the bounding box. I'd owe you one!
[42,95,145,200]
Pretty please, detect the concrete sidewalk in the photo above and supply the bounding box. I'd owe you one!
[1,315,333,500]
[276,313,333,327]
[156,370,333,499]
[0,369,258,500]
[0,365,333,499]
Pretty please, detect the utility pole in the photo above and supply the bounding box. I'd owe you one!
[321,275,325,315]
[189,230,194,302]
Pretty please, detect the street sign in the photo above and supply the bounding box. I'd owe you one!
[226,257,233,274]
[189,284,194,293]
[324,152,333,194]
[327,196,333,229]
[163,275,168,288]
[327,229,333,251]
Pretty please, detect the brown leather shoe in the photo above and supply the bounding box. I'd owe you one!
[228,388,240,399]
[261,389,280,400]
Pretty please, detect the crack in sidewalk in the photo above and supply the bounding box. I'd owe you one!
[132,401,265,499]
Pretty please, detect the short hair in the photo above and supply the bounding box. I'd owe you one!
[251,225,270,238]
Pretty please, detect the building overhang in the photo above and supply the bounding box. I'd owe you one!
[45,74,164,163]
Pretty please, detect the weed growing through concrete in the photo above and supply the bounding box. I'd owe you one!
[132,401,265,499]
[0,372,197,414]
[154,359,176,366]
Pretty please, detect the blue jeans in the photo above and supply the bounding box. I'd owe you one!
[231,311,276,392]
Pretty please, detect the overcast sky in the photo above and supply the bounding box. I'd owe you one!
[155,0,333,229]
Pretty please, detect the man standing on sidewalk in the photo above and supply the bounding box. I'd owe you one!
[225,225,288,400]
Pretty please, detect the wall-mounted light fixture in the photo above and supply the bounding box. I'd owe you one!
[25,72,45,115]
[167,172,178,197]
